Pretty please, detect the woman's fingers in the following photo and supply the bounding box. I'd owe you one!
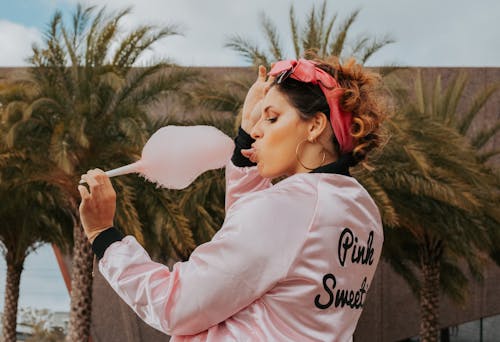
[81,170,102,194]
[99,169,113,188]
[80,169,114,199]
[81,171,104,199]
[87,169,108,184]
[264,82,272,95]
[78,185,90,202]
[267,62,276,84]
[78,169,116,236]
[257,65,266,81]
[267,74,276,85]
[258,64,276,85]
[81,172,98,187]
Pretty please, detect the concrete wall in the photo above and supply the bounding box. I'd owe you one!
[354,261,500,341]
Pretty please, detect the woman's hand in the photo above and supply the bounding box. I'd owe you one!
[241,65,274,134]
[78,169,116,243]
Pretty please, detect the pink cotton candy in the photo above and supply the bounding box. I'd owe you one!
[100,125,235,189]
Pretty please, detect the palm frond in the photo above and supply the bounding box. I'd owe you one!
[439,259,469,305]
[289,5,301,59]
[157,193,196,258]
[355,173,399,227]
[302,4,320,55]
[227,2,392,66]
[112,24,180,69]
[329,9,360,58]
[225,35,269,66]
[477,148,500,163]
[126,67,198,108]
[360,35,395,64]
[70,3,95,49]
[113,178,144,244]
[470,120,500,150]
[61,26,80,69]
[431,75,442,118]
[92,7,131,66]
[260,13,283,61]
[317,1,327,45]
[382,227,421,295]
[413,70,425,113]
[441,72,467,125]
[457,82,498,135]
[350,36,370,57]
[84,6,106,67]
[320,12,336,58]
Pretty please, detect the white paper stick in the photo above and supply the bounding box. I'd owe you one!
[79,161,141,184]
[105,162,141,178]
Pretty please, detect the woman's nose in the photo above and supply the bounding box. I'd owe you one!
[250,120,263,139]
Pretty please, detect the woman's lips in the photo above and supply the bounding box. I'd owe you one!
[242,146,259,163]
[249,145,259,163]
[251,149,259,163]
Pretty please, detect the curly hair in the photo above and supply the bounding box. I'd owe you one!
[272,56,389,166]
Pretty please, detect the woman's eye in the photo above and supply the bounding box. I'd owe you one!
[266,117,277,123]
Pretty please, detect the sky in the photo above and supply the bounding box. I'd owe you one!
[0,0,499,67]
[0,244,70,314]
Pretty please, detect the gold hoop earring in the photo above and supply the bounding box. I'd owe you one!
[295,140,326,171]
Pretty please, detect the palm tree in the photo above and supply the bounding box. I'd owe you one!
[409,72,500,340]
[410,70,500,164]
[0,154,75,342]
[195,1,395,128]
[354,70,500,341]
[6,4,196,340]
[0,78,76,342]
[0,151,75,342]
[225,0,394,66]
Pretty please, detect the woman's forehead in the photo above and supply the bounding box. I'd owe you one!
[263,87,293,109]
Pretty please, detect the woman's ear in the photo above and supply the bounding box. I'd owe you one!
[308,112,328,141]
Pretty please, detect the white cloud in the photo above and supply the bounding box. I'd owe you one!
[55,0,373,66]
[56,0,500,67]
[0,20,42,66]
[3,0,500,67]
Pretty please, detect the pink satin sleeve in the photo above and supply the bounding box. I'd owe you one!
[224,161,271,212]
[98,184,317,336]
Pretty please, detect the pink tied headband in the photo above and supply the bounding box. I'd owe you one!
[268,59,354,154]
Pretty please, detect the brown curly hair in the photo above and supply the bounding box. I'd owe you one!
[272,56,389,166]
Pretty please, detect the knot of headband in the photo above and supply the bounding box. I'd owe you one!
[268,59,354,154]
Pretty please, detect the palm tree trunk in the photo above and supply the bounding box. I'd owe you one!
[2,252,25,342]
[67,225,94,342]
[420,242,442,342]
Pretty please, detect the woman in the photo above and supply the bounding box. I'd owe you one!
[79,57,388,341]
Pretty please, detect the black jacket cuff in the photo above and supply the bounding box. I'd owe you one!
[231,127,257,167]
[92,227,124,260]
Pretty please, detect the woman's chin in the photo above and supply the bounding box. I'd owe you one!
[257,163,281,179]
[257,163,270,178]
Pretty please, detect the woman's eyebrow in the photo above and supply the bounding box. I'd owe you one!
[263,105,278,114]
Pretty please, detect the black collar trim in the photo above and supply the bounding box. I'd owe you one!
[310,154,353,177]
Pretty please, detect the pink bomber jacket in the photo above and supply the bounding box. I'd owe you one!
[96,161,384,341]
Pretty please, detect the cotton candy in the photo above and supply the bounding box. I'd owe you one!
[97,125,234,189]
